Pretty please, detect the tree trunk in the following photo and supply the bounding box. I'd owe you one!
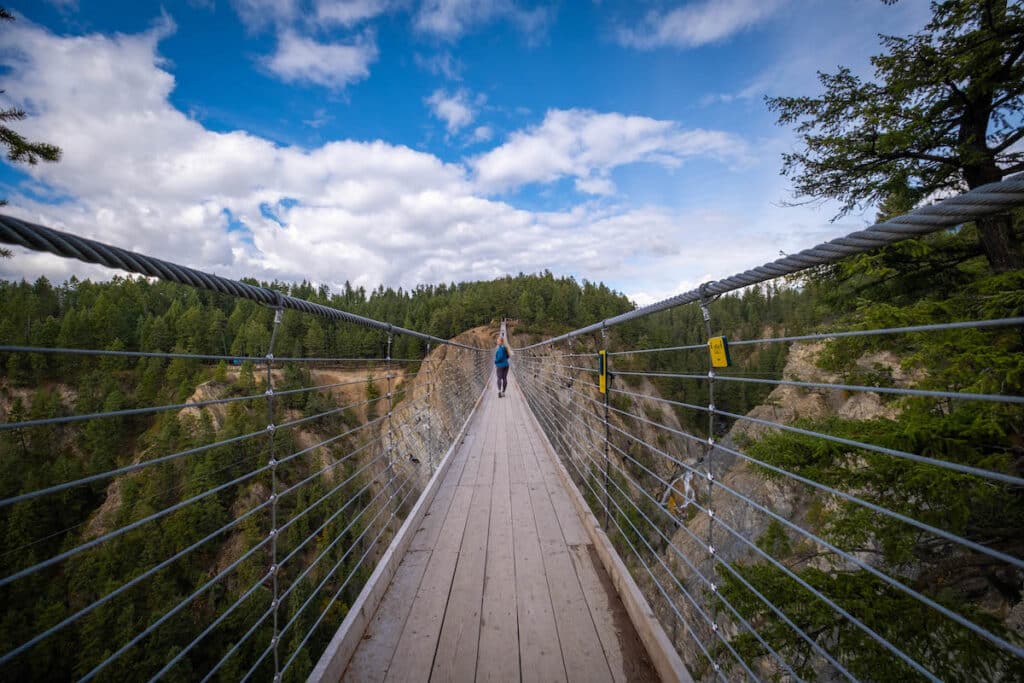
[976,212,1024,273]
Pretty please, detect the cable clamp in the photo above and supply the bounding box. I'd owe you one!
[708,403,715,414]
[269,458,278,468]
[267,423,276,433]
[266,352,274,361]
[711,623,719,633]
[707,471,714,482]
[710,582,718,592]
[708,437,715,446]
[708,509,715,519]
[271,598,279,609]
[265,388,274,397]
[273,308,283,325]
[268,493,276,503]
[386,392,392,399]
[707,369,715,379]
[269,528,277,538]
[269,564,278,576]
[709,545,716,556]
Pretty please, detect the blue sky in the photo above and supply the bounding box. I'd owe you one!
[0,0,931,304]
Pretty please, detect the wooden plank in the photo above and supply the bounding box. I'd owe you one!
[311,382,487,683]
[527,481,614,683]
[384,481,475,683]
[518,398,692,683]
[569,544,660,683]
[476,394,520,682]
[344,549,431,682]
[511,479,567,683]
[431,405,496,681]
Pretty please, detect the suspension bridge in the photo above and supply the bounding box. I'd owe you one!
[0,175,1022,682]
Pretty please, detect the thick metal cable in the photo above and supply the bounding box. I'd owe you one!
[0,214,482,350]
[520,368,850,674]
[280,473,420,676]
[0,344,427,364]
[78,534,274,682]
[603,417,1023,664]
[0,498,270,666]
[160,470,400,682]
[521,368,957,678]
[521,385,729,680]
[599,388,1024,571]
[0,396,383,510]
[521,175,1024,349]
[0,375,379,432]
[524,386,798,680]
[243,473,416,682]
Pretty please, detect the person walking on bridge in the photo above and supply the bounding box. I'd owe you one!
[494,337,511,397]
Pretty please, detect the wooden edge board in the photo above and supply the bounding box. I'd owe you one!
[308,378,492,683]
[518,395,694,683]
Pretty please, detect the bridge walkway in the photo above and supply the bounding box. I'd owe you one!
[340,374,659,682]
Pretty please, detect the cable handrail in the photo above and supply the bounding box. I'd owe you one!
[0,214,484,350]
[521,175,1024,349]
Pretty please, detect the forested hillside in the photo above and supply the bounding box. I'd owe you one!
[0,269,633,680]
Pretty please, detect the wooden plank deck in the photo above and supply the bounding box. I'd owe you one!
[341,374,659,683]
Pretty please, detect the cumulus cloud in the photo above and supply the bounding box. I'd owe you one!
[617,0,786,50]
[0,20,695,293]
[314,0,391,27]
[425,89,482,133]
[415,0,550,40]
[264,30,378,89]
[471,109,749,194]
[231,0,301,31]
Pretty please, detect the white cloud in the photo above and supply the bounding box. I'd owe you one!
[231,0,300,31]
[471,109,750,194]
[617,0,785,50]
[415,0,550,40]
[425,88,481,133]
[414,51,463,80]
[264,30,378,89]
[471,125,492,143]
[0,20,686,293]
[314,0,390,27]
[0,19,860,312]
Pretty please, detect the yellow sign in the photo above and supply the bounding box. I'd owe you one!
[708,336,731,368]
[598,349,607,394]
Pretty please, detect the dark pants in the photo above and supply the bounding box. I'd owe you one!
[496,366,509,391]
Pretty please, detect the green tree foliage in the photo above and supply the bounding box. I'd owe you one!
[768,0,1024,271]
[0,269,634,679]
[0,6,62,258]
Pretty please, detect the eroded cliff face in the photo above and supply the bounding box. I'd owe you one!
[385,326,494,491]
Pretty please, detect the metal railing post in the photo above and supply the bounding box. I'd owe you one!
[698,285,721,676]
[425,342,432,466]
[265,300,284,683]
[602,323,611,531]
